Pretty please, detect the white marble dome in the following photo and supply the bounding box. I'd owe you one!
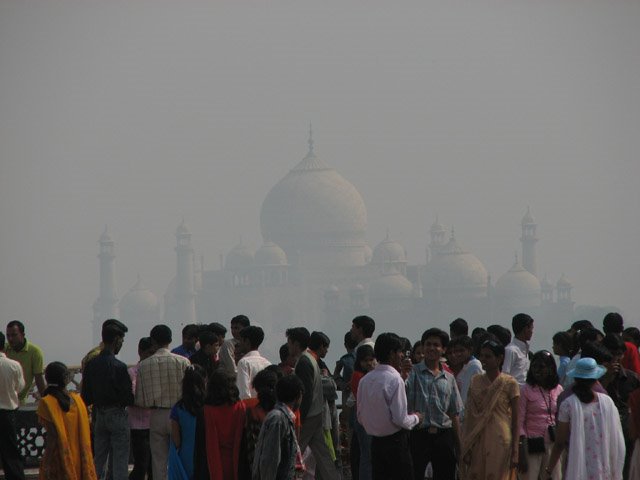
[369,273,414,299]
[225,242,254,270]
[119,276,158,313]
[371,235,407,265]
[495,259,541,308]
[254,242,288,266]
[424,235,488,297]
[259,138,367,259]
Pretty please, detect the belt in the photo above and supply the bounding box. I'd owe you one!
[416,426,451,434]
[375,429,408,440]
[149,406,171,410]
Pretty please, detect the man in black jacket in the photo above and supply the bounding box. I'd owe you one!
[82,323,133,480]
[287,327,336,479]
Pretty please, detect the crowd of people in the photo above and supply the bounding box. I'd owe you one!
[1,311,640,480]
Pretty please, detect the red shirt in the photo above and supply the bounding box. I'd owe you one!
[623,342,640,374]
[350,370,365,400]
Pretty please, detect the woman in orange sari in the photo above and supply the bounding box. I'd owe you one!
[37,362,97,480]
[461,340,520,480]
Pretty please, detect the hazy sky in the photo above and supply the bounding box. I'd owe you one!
[1,0,639,365]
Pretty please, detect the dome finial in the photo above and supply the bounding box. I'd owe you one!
[385,227,390,240]
[307,123,314,155]
[514,251,519,265]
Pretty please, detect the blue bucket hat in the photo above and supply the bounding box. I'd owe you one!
[567,357,606,380]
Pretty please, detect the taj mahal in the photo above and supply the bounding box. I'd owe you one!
[93,132,575,360]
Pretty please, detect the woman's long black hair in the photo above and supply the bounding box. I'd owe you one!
[179,365,206,416]
[525,350,560,390]
[43,362,71,412]
[252,365,282,412]
[205,369,239,406]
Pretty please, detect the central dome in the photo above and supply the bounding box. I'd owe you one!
[260,133,367,266]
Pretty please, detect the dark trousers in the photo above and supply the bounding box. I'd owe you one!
[0,409,25,480]
[129,429,152,480]
[409,428,456,480]
[371,430,413,480]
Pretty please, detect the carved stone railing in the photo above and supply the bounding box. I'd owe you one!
[16,366,82,467]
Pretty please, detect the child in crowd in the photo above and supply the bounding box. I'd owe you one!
[350,344,375,480]
[411,340,424,365]
[552,331,573,387]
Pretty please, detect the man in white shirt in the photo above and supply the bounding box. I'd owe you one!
[219,314,250,374]
[358,332,424,480]
[351,315,375,352]
[0,331,26,480]
[447,335,484,404]
[236,326,271,399]
[502,313,534,385]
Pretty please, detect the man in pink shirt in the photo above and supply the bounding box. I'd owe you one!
[357,333,424,479]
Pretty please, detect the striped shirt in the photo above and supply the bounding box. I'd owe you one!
[406,362,463,429]
[135,348,190,408]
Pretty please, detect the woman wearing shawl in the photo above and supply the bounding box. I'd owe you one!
[195,369,246,480]
[169,365,206,480]
[546,357,625,480]
[37,362,97,480]
[461,340,520,480]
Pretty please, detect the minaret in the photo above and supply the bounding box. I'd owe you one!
[174,219,196,325]
[520,207,538,278]
[428,216,446,262]
[92,226,119,344]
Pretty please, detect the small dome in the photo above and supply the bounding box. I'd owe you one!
[423,234,488,297]
[369,273,414,299]
[557,274,572,288]
[254,242,288,266]
[225,242,254,270]
[371,234,407,265]
[119,276,158,313]
[521,207,536,225]
[99,226,113,243]
[176,219,191,236]
[495,258,541,308]
[350,283,365,292]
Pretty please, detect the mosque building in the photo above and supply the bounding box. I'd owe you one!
[93,131,575,359]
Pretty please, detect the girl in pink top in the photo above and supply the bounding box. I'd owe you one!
[518,350,563,480]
